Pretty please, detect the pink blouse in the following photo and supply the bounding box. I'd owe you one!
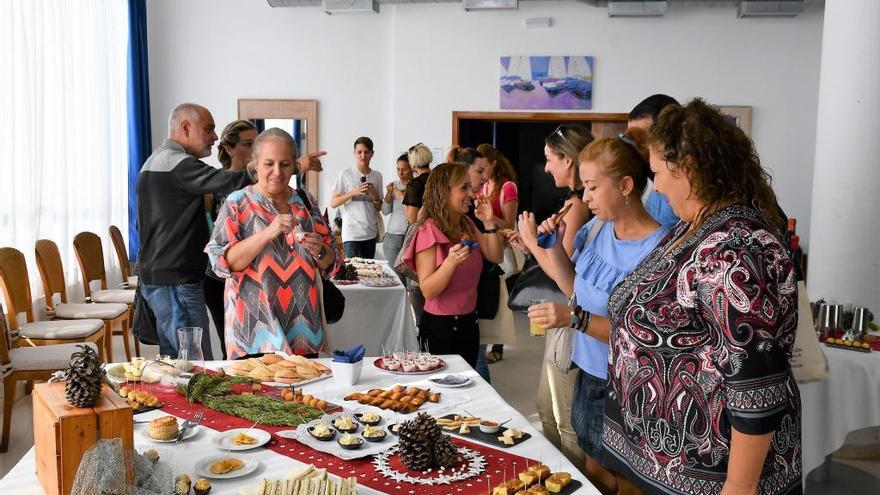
[482,181,519,218]
[404,218,482,315]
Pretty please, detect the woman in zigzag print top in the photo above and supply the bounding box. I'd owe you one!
[207,128,341,358]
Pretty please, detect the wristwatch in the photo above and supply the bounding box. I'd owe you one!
[483,226,499,234]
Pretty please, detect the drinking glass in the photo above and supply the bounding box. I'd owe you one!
[529,298,548,337]
[177,327,205,374]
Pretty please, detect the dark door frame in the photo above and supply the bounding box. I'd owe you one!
[451,111,629,144]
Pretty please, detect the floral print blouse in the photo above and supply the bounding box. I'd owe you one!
[603,204,802,495]
[206,185,341,358]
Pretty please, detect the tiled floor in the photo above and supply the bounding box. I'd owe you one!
[2,326,878,493]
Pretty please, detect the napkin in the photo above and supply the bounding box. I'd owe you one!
[536,230,557,249]
[333,345,365,363]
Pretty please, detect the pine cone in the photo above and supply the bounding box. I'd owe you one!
[397,412,458,471]
[65,345,103,408]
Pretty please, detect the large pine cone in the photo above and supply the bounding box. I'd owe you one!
[397,412,458,471]
[64,345,103,408]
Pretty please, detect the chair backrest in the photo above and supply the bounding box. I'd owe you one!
[72,232,107,297]
[108,225,132,281]
[0,302,12,366]
[0,247,34,330]
[34,239,69,308]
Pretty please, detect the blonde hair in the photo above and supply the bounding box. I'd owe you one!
[418,162,469,239]
[218,120,257,170]
[408,143,433,169]
[579,128,651,196]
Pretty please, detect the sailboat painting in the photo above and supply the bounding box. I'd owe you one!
[500,56,593,110]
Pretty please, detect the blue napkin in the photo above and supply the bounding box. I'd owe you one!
[333,345,365,363]
[461,239,478,250]
[537,231,557,249]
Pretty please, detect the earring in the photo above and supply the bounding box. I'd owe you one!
[624,194,630,206]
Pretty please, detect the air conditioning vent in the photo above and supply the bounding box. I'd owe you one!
[737,1,805,18]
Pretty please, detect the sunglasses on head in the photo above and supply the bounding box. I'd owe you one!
[408,142,424,152]
[551,124,573,147]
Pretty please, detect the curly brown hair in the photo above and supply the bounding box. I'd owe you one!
[649,98,785,232]
[418,162,470,240]
[476,144,518,206]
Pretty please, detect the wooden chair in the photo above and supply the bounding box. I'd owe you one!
[0,248,104,361]
[35,239,132,362]
[72,232,140,358]
[108,225,137,289]
[0,301,98,451]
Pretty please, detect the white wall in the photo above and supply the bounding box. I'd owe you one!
[147,1,823,245]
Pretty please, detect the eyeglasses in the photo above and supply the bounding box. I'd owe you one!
[408,142,424,152]
[551,125,573,149]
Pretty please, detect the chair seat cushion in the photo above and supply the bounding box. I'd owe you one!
[7,343,99,371]
[19,319,104,340]
[92,289,135,304]
[55,303,127,319]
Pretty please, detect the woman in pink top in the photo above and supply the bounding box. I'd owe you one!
[477,144,519,230]
[404,162,503,367]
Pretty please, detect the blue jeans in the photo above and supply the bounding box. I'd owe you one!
[141,282,213,360]
[343,238,377,259]
[382,233,406,284]
[475,344,491,383]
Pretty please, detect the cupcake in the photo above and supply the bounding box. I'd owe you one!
[416,360,433,371]
[193,478,212,495]
[402,361,416,373]
[173,474,191,495]
[384,359,401,371]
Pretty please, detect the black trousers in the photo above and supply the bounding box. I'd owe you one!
[203,275,227,360]
[418,311,479,368]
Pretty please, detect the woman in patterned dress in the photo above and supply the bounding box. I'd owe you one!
[602,99,802,495]
[206,128,341,359]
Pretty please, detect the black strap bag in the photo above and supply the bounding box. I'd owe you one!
[295,188,345,324]
[132,285,159,345]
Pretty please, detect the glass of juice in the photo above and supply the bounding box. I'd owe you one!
[529,298,547,337]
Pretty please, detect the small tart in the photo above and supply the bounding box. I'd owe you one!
[148,416,178,440]
[209,457,244,475]
[231,432,257,445]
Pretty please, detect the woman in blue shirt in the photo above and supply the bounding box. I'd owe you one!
[523,128,667,495]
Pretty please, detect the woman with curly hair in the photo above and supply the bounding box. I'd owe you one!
[402,162,503,367]
[603,99,801,495]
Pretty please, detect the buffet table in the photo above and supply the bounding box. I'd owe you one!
[0,356,596,494]
[329,262,418,355]
[799,344,880,476]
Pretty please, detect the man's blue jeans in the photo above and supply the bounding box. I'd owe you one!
[141,282,214,360]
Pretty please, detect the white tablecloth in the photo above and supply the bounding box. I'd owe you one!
[0,356,598,495]
[799,345,880,475]
[328,263,418,356]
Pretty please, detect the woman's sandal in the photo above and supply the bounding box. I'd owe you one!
[486,351,503,363]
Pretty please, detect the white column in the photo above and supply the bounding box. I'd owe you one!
[807,0,880,310]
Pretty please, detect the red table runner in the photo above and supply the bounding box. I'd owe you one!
[139,381,541,495]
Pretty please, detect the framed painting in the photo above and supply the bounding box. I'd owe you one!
[500,56,593,110]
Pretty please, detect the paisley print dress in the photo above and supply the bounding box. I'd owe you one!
[206,185,341,358]
[603,204,802,495]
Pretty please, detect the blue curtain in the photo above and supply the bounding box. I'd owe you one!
[126,0,152,260]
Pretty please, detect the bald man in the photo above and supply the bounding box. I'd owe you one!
[136,103,251,359]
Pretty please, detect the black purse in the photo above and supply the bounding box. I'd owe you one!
[295,188,345,324]
[132,285,159,345]
[506,253,569,313]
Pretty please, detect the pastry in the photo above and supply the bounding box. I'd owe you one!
[148,416,178,440]
[506,479,526,492]
[338,433,362,446]
[519,469,538,486]
[363,425,385,438]
[260,353,284,365]
[359,411,381,423]
[274,368,301,384]
[333,416,356,431]
[527,486,549,495]
[532,464,551,480]
[193,478,212,495]
[209,457,244,475]
[232,432,257,445]
[545,472,571,493]
[310,423,333,439]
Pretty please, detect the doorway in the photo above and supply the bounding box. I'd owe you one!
[453,111,627,221]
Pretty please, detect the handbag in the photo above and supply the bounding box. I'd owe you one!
[132,285,159,346]
[540,220,604,373]
[393,223,420,281]
[295,188,346,324]
[790,280,829,383]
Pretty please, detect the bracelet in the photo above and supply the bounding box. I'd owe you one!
[315,245,330,261]
[483,226,499,234]
[569,306,591,334]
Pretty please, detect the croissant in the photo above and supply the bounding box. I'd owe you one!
[380,400,396,409]
[391,385,405,392]
[389,402,403,412]
[399,395,412,403]
[404,387,421,396]
[358,396,373,405]
[367,389,383,397]
[409,397,425,406]
[344,393,363,401]
[416,390,429,400]
[370,397,385,406]
[402,403,418,414]
[390,392,403,401]
[428,392,441,403]
[380,390,393,399]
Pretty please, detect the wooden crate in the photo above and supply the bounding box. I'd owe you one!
[33,382,133,495]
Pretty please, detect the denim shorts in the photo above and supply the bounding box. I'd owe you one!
[570,369,607,462]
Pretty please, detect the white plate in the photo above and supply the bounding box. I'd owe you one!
[211,428,271,451]
[194,454,261,479]
[428,374,472,388]
[139,424,200,443]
